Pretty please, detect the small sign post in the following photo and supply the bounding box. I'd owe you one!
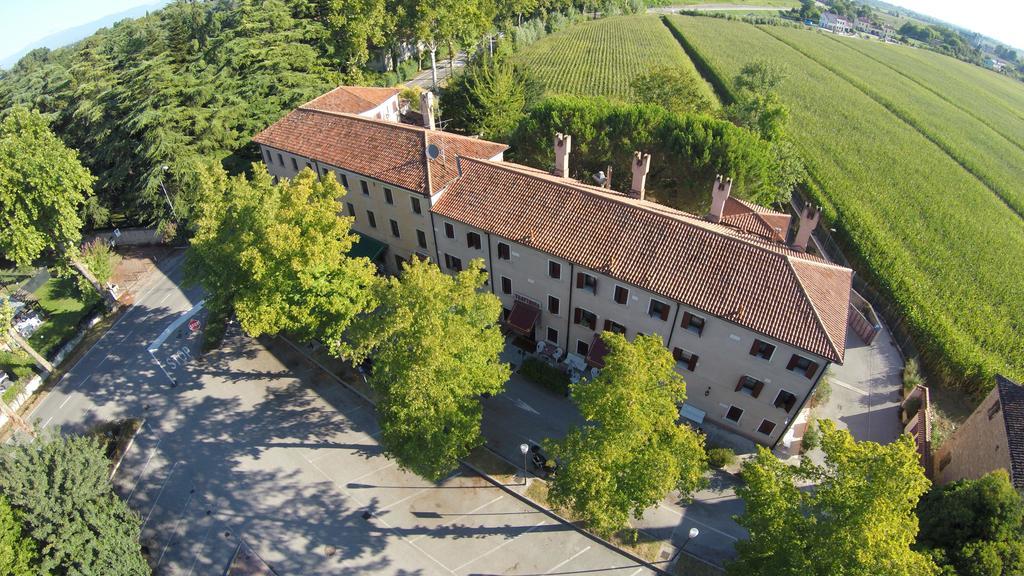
[188,318,201,333]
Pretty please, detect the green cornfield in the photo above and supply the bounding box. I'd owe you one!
[514,15,717,103]
[665,15,1024,392]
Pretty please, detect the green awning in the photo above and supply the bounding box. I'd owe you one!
[349,232,387,261]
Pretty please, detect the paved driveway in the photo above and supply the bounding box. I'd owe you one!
[21,257,656,575]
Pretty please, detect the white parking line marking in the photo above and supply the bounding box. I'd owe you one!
[545,546,591,574]
[341,460,397,485]
[42,416,54,429]
[833,378,869,396]
[628,568,645,576]
[58,394,73,409]
[156,489,195,570]
[657,504,739,541]
[408,494,505,543]
[451,519,549,572]
[143,461,180,528]
[96,354,111,369]
[127,440,163,502]
[159,291,174,305]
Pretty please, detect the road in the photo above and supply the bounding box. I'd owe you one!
[404,53,466,90]
[18,253,657,576]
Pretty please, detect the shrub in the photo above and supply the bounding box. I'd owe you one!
[707,447,737,469]
[810,368,832,408]
[800,419,819,453]
[520,357,570,396]
[903,357,926,393]
[79,238,121,285]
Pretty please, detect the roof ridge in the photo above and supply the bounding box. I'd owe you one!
[463,157,842,270]
[787,256,845,362]
[301,86,377,111]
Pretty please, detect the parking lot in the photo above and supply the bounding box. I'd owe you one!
[121,321,657,575]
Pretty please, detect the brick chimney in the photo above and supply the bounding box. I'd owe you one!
[420,91,435,130]
[792,204,821,252]
[628,152,651,200]
[553,133,571,178]
[707,174,732,223]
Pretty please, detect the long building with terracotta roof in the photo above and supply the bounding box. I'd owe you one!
[253,87,853,446]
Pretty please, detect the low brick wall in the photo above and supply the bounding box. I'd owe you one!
[84,227,163,247]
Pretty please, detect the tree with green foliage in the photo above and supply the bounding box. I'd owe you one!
[730,420,937,576]
[412,0,494,89]
[0,431,149,575]
[630,65,715,116]
[547,333,707,536]
[0,297,51,376]
[916,470,1024,576]
[339,258,509,481]
[726,60,790,142]
[0,107,94,268]
[443,49,544,140]
[185,164,379,344]
[79,238,122,286]
[0,495,39,576]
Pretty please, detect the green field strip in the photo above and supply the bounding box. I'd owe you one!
[828,33,1024,156]
[666,15,1024,389]
[757,26,1024,220]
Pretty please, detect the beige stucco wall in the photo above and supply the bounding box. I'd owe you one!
[432,217,830,446]
[260,144,434,275]
[356,94,400,122]
[933,386,1013,486]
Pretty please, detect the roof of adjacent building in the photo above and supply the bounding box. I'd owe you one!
[433,157,850,363]
[721,197,792,243]
[252,109,508,195]
[996,374,1024,488]
[301,86,401,115]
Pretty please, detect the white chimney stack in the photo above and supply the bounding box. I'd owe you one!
[553,133,571,178]
[792,204,821,252]
[707,174,732,223]
[420,91,435,130]
[629,152,651,200]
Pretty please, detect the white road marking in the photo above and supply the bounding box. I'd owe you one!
[510,396,541,415]
[408,494,505,543]
[185,511,218,576]
[832,378,869,396]
[143,461,180,528]
[58,394,73,409]
[156,488,195,570]
[127,438,163,502]
[628,568,645,576]
[159,291,174,305]
[451,519,549,572]
[658,504,739,541]
[42,416,54,429]
[545,545,591,573]
[96,354,111,368]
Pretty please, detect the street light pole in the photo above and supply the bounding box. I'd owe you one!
[519,443,530,486]
[160,165,177,220]
[670,527,700,566]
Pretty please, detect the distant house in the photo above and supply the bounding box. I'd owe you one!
[932,375,1024,492]
[819,12,851,34]
[367,41,418,73]
[985,58,1006,72]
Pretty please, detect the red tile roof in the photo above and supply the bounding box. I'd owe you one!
[301,86,401,115]
[252,109,507,195]
[432,158,850,362]
[721,197,792,243]
[996,375,1024,489]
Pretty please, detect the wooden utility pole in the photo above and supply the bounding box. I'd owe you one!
[0,397,35,438]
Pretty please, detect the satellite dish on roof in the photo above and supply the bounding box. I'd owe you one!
[426,144,441,160]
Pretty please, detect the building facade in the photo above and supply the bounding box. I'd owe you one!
[932,375,1024,491]
[254,87,853,446]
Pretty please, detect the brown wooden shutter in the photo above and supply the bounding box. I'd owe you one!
[681,312,692,328]
[574,308,582,324]
[752,380,764,398]
[805,361,819,379]
[735,377,745,392]
[659,304,669,321]
[603,319,612,331]
[785,395,796,412]
[786,355,799,370]
[750,341,760,356]
[576,273,584,288]
[688,355,698,371]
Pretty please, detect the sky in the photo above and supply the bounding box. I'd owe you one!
[0,0,165,64]
[0,0,1022,63]
[886,0,1024,49]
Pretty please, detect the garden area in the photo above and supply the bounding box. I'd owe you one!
[26,276,103,359]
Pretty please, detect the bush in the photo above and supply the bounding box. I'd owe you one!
[520,357,570,396]
[707,447,737,469]
[800,419,819,453]
[79,238,121,285]
[903,357,926,394]
[810,368,832,407]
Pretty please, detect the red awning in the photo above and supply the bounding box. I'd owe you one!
[507,300,540,336]
[586,334,609,368]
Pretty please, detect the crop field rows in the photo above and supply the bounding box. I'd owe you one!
[664,16,1024,391]
[514,15,716,103]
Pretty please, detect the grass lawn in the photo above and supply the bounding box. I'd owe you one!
[27,276,102,359]
[0,350,37,403]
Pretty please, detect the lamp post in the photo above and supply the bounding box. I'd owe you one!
[519,443,530,485]
[670,527,700,566]
[160,165,178,220]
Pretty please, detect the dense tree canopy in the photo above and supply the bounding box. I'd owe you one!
[511,95,798,208]
[340,259,509,481]
[730,420,937,576]
[0,495,38,575]
[916,470,1024,576]
[443,47,544,140]
[0,107,94,267]
[547,333,707,536]
[185,164,379,343]
[0,431,149,575]
[630,65,715,116]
